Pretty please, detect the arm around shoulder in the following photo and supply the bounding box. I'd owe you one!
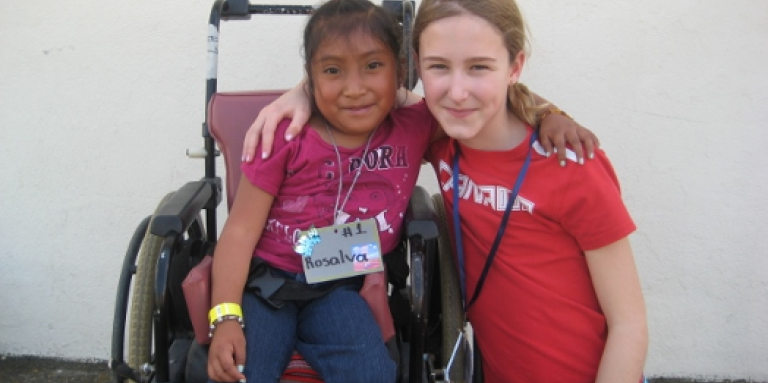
[242,79,312,161]
[531,91,600,165]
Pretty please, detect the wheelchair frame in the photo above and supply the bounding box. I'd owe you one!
[109,1,470,382]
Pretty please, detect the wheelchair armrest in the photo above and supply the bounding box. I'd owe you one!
[406,186,439,241]
[150,179,217,237]
[405,186,439,316]
[403,186,440,380]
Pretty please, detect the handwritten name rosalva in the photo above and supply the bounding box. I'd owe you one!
[304,250,371,269]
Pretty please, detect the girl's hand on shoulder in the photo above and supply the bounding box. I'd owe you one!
[538,113,600,166]
[242,81,312,162]
[207,320,247,383]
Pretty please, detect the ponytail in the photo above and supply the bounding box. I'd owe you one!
[508,82,547,127]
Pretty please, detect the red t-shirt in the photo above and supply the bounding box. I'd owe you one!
[241,101,437,272]
[426,127,636,383]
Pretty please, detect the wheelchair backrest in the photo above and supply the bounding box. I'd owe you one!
[208,91,285,210]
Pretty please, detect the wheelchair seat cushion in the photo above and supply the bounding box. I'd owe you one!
[280,352,323,383]
[208,91,286,210]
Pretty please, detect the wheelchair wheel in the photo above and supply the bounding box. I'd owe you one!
[431,193,466,382]
[111,215,151,383]
[127,193,175,382]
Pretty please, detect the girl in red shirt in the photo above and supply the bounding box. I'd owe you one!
[242,0,647,382]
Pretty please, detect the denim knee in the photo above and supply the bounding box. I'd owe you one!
[340,351,397,383]
[298,338,396,383]
[296,284,397,383]
[240,292,297,382]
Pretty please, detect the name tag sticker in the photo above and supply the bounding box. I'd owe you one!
[296,219,384,284]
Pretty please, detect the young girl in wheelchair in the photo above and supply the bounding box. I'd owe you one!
[208,1,439,382]
[243,0,648,382]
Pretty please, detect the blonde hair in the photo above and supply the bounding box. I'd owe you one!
[412,0,546,126]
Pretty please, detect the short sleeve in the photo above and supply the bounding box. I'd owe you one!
[390,100,437,135]
[557,151,636,251]
[391,100,439,161]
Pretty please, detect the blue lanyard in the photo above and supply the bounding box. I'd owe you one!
[451,131,537,311]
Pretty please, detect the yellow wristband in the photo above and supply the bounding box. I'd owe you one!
[208,303,243,326]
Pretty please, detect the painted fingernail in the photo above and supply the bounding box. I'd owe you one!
[238,365,244,373]
[261,152,268,159]
[244,155,251,162]
[241,155,246,162]
[560,160,566,167]
[579,158,584,165]
[589,152,595,159]
[553,147,558,154]
[285,134,293,141]
[545,151,551,158]
[239,379,246,383]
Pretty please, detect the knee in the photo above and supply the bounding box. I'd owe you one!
[344,355,397,383]
[311,343,397,383]
[372,357,398,383]
[345,347,397,383]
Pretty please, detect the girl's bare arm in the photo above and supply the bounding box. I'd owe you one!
[207,176,274,383]
[586,238,649,383]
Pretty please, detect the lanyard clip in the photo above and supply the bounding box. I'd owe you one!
[443,322,474,383]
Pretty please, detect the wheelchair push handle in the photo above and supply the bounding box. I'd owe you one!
[219,0,315,20]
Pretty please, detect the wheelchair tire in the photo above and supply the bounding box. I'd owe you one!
[127,193,175,381]
[431,193,467,382]
[111,216,151,383]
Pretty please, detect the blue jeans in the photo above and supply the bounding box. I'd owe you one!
[211,275,396,383]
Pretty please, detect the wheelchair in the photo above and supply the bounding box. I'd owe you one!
[109,1,474,382]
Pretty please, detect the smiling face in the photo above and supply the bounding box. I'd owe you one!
[418,13,525,148]
[309,31,399,142]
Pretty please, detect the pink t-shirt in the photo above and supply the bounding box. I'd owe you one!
[426,127,636,383]
[241,101,437,272]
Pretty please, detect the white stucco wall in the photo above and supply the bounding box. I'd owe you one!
[1,0,766,380]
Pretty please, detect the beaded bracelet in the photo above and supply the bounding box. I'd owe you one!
[208,315,245,338]
[538,106,572,123]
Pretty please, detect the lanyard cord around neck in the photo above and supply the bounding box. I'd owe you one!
[325,121,378,223]
[452,130,538,311]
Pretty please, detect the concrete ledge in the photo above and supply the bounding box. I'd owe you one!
[650,379,762,383]
[0,355,111,383]
[1,354,764,383]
